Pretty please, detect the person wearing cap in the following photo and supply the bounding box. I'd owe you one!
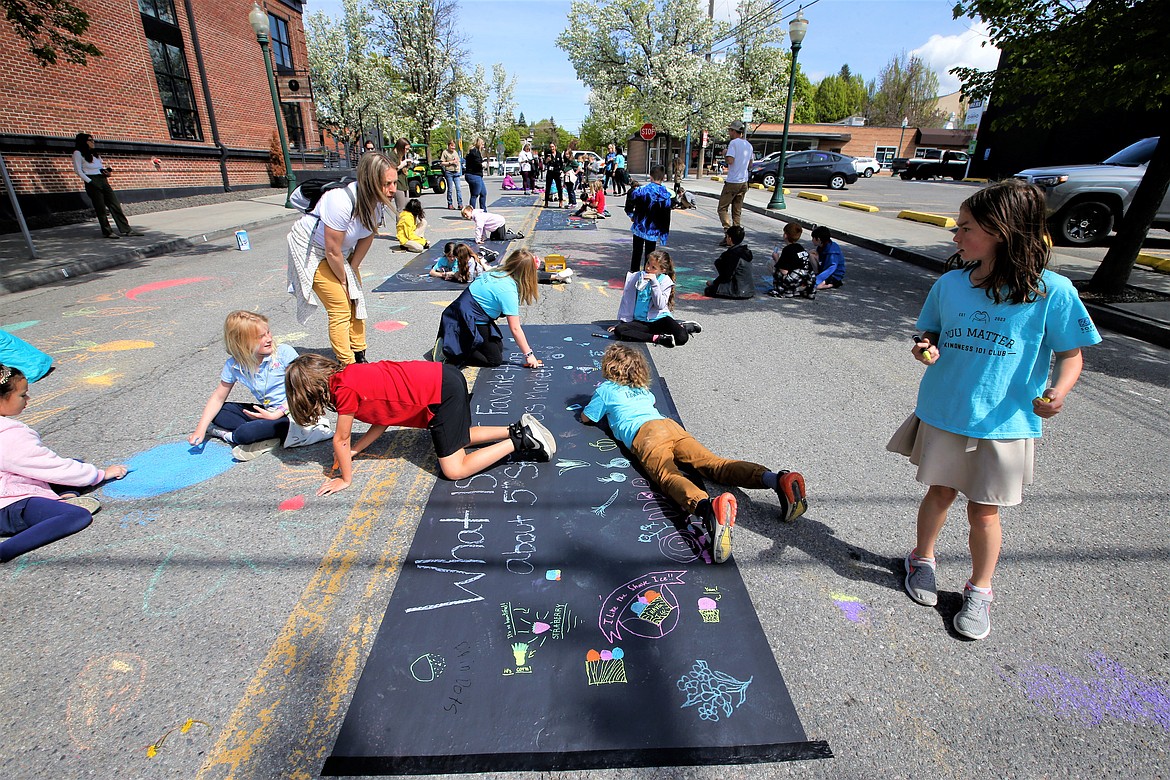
[717,120,754,234]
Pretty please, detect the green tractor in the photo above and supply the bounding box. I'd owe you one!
[405,143,447,198]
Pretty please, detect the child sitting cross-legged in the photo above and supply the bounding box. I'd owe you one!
[581,345,807,563]
[609,249,699,348]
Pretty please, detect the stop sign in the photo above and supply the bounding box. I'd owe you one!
[639,123,656,141]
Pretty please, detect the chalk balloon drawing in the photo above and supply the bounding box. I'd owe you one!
[104,441,235,500]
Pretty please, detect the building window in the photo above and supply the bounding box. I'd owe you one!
[282,103,305,149]
[874,145,897,165]
[268,13,293,73]
[141,0,203,141]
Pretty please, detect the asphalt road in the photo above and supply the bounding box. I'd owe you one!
[1,184,1168,779]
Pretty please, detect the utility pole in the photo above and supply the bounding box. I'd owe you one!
[699,0,714,178]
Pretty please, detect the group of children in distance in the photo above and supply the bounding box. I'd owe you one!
[0,179,1101,642]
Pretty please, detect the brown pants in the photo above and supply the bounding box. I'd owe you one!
[717,182,749,228]
[630,418,765,515]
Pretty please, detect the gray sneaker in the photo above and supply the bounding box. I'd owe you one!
[513,414,557,461]
[953,585,993,640]
[904,552,938,606]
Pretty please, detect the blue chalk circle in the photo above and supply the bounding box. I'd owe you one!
[103,441,236,499]
[611,647,624,659]
[631,602,646,616]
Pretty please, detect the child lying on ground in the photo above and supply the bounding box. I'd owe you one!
[581,345,807,563]
[285,354,556,496]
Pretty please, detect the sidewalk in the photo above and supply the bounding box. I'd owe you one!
[0,193,296,295]
[683,175,1170,348]
[2,181,1168,348]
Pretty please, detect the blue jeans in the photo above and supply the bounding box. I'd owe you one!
[214,402,290,445]
[444,170,463,207]
[465,174,486,210]
[0,497,92,562]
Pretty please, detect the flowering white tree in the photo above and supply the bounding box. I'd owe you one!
[371,0,466,157]
[557,0,738,139]
[488,63,518,145]
[306,0,396,147]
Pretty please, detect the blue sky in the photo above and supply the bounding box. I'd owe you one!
[304,0,999,132]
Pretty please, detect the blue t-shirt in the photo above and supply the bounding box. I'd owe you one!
[633,273,672,322]
[914,269,1100,439]
[469,271,520,321]
[432,254,455,274]
[220,343,298,409]
[583,380,664,448]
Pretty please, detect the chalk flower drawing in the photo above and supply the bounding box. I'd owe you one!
[677,660,753,722]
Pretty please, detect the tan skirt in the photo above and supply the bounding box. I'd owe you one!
[887,415,1034,507]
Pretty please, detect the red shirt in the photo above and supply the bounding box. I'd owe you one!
[594,190,606,213]
[329,361,443,429]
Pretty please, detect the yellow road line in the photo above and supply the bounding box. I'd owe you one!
[285,468,434,780]
[196,431,432,780]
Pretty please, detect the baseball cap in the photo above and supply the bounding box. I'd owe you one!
[728,120,746,132]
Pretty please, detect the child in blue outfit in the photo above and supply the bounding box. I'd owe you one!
[888,179,1101,641]
[812,226,845,289]
[583,345,807,564]
[625,165,672,273]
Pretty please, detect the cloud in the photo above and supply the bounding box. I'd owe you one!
[912,20,1001,94]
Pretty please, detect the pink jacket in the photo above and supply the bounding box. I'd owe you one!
[471,209,505,244]
[0,417,104,509]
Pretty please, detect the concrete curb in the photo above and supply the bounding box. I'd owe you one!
[693,189,1170,348]
[0,212,295,295]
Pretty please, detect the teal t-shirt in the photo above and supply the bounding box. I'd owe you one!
[469,271,520,321]
[914,269,1100,439]
[633,273,673,322]
[583,380,664,448]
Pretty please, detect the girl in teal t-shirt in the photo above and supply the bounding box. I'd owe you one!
[889,179,1100,641]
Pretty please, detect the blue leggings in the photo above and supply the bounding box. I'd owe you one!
[213,402,290,445]
[0,497,93,562]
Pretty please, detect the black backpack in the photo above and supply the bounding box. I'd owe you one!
[289,177,356,214]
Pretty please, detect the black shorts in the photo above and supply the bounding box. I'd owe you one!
[428,363,473,458]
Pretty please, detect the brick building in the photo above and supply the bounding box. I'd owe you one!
[0,0,318,230]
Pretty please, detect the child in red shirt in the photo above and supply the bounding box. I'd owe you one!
[285,355,555,496]
[572,181,605,219]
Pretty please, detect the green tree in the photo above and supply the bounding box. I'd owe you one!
[579,86,639,152]
[865,52,944,127]
[4,0,100,66]
[487,63,518,148]
[813,65,867,123]
[951,0,1168,294]
[724,0,790,123]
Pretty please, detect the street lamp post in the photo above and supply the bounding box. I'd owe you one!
[898,116,908,155]
[249,2,296,208]
[767,9,808,210]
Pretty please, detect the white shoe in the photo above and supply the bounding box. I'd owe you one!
[554,268,574,282]
[232,438,281,461]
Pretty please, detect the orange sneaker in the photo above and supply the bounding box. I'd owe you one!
[706,492,737,564]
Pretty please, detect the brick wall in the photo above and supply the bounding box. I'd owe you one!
[0,0,316,204]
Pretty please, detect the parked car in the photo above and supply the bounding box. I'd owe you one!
[890,157,911,175]
[749,150,859,190]
[502,156,521,176]
[900,151,970,180]
[851,156,882,177]
[576,150,604,173]
[1014,136,1170,246]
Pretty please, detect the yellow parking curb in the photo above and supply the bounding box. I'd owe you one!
[748,182,765,190]
[798,191,829,202]
[710,176,724,181]
[962,177,989,183]
[897,210,956,228]
[1137,252,1170,273]
[767,186,791,194]
[839,201,878,213]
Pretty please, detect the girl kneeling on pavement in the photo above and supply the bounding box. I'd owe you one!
[0,364,128,562]
[582,345,806,564]
[435,248,543,368]
[284,354,556,496]
[889,179,1100,641]
[287,153,394,365]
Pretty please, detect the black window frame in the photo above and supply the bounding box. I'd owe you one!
[268,13,294,73]
[281,102,305,149]
[140,0,203,141]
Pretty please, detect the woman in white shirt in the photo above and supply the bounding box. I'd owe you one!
[72,133,142,239]
[286,153,395,365]
[518,142,536,194]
